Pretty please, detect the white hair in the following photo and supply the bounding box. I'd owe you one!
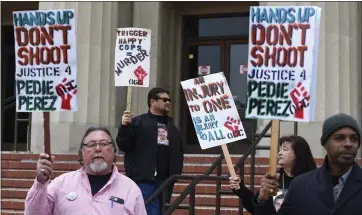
[89,161,108,173]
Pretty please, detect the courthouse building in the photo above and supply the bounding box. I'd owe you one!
[1,1,362,158]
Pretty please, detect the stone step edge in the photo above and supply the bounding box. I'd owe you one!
[0,193,244,200]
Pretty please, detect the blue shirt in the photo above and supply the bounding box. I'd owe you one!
[333,167,352,201]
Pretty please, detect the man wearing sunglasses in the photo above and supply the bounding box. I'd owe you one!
[116,87,184,215]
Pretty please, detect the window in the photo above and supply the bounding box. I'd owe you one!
[184,16,249,38]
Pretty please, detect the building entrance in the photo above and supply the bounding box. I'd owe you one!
[1,1,39,151]
[180,14,257,154]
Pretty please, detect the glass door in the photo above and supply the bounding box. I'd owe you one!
[181,39,253,154]
[226,40,249,107]
[181,41,226,154]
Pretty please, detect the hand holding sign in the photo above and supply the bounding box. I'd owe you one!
[229,176,241,190]
[122,111,133,125]
[259,172,280,201]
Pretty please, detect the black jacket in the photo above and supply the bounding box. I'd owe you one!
[233,168,293,214]
[253,158,362,215]
[116,112,184,183]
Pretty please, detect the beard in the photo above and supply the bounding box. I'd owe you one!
[89,160,108,173]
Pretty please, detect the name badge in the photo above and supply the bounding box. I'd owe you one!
[109,196,124,205]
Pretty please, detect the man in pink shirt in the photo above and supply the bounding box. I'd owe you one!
[25,126,147,215]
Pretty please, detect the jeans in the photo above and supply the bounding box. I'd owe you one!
[137,181,174,215]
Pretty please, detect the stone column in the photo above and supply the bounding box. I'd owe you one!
[131,2,164,115]
[256,2,362,158]
[158,2,178,118]
[30,2,133,153]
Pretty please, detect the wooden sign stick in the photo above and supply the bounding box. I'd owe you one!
[43,112,51,157]
[269,120,280,195]
[126,86,132,111]
[221,144,237,179]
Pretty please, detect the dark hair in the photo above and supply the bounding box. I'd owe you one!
[78,125,117,165]
[279,135,317,177]
[147,87,170,108]
[158,124,167,130]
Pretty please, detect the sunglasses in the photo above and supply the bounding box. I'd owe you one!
[154,97,172,103]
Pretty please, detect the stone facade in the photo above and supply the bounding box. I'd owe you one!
[3,1,360,158]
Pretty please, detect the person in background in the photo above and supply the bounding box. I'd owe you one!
[24,126,146,215]
[229,135,317,214]
[254,113,362,215]
[116,87,184,215]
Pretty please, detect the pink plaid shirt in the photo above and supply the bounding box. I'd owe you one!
[25,166,147,215]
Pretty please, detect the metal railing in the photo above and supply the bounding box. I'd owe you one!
[146,120,276,215]
[145,174,229,214]
[1,96,32,151]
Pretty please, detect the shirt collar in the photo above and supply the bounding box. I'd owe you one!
[323,156,353,184]
[339,166,352,185]
[80,165,119,182]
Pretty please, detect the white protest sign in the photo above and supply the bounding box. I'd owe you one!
[181,72,247,149]
[246,6,321,122]
[114,28,151,87]
[13,9,77,112]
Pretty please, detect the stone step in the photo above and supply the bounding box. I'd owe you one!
[1,164,268,179]
[1,199,25,211]
[1,197,252,215]
[1,183,260,199]
[169,194,245,207]
[0,153,272,165]
[1,158,269,172]
[1,210,24,215]
[0,194,244,210]
[1,207,251,215]
[5,153,360,167]
[173,183,260,195]
[5,152,355,215]
[1,173,263,190]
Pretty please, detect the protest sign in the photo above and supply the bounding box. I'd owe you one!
[114,28,151,87]
[246,6,321,122]
[13,9,77,112]
[181,72,247,150]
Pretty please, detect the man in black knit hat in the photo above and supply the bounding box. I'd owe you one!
[253,113,362,215]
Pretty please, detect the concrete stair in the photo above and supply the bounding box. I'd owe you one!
[1,152,355,215]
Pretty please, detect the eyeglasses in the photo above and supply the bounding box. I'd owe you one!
[155,97,172,103]
[83,141,112,149]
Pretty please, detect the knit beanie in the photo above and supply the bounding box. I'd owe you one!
[320,113,361,146]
